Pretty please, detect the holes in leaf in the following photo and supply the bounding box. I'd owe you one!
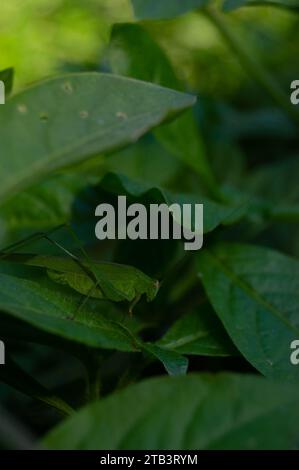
[79,110,89,119]
[39,112,49,122]
[116,111,128,120]
[17,104,27,114]
[62,81,73,94]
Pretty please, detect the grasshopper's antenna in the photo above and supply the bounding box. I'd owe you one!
[0,224,67,259]
[0,224,98,288]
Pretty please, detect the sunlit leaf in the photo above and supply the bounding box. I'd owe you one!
[0,73,195,203]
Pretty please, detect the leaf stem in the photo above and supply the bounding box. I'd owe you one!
[85,353,101,402]
[203,5,299,127]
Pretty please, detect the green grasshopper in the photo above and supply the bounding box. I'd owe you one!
[0,226,160,315]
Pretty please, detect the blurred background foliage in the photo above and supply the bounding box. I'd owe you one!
[0,0,132,87]
[1,0,298,96]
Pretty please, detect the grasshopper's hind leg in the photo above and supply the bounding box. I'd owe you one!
[66,280,105,321]
[129,294,141,317]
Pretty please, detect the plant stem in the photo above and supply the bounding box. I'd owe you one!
[85,353,101,402]
[203,5,299,127]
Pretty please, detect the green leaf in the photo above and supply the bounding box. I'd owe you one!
[143,343,189,375]
[2,253,159,303]
[197,243,299,382]
[0,268,140,352]
[132,0,210,19]
[100,172,241,234]
[0,73,195,204]
[0,68,14,97]
[158,306,238,356]
[0,357,73,416]
[223,0,299,12]
[106,23,216,192]
[43,373,299,450]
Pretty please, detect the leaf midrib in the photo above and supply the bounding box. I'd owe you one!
[206,248,299,336]
[160,331,209,350]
